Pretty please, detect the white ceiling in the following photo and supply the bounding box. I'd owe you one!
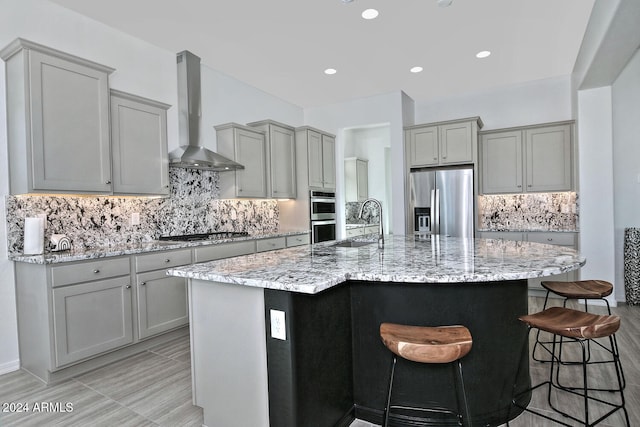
[50,0,595,109]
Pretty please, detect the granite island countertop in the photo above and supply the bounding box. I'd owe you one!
[9,230,310,264]
[167,235,585,294]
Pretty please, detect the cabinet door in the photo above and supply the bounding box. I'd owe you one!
[269,125,296,198]
[322,134,336,189]
[110,92,169,196]
[29,50,112,193]
[357,159,369,201]
[52,277,133,367]
[137,270,188,339]
[307,131,324,188]
[440,122,473,164]
[481,131,523,194]
[408,126,439,167]
[525,125,572,192]
[235,128,268,197]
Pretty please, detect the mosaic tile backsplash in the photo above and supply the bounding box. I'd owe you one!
[478,192,578,231]
[5,168,278,254]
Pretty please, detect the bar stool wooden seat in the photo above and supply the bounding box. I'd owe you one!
[514,307,629,426]
[533,280,614,363]
[380,323,473,427]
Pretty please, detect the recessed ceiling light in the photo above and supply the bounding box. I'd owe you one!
[324,68,337,75]
[410,66,423,73]
[476,50,491,59]
[341,0,354,3]
[437,0,453,7]
[361,8,379,20]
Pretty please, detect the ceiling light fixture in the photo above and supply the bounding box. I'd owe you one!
[410,66,423,73]
[341,0,354,3]
[437,0,453,7]
[476,50,491,59]
[361,9,379,20]
[324,68,337,75]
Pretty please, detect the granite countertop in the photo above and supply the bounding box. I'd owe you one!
[167,235,585,295]
[9,230,310,264]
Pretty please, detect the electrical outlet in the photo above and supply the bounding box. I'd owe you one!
[131,212,140,226]
[270,309,286,340]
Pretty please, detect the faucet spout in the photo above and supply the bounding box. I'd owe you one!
[358,198,384,249]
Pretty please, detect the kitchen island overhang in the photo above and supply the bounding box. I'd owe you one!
[169,235,585,427]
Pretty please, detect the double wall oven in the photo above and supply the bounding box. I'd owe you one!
[310,190,336,243]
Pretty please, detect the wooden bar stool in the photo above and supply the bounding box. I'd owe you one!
[533,280,614,364]
[379,323,473,427]
[514,307,629,426]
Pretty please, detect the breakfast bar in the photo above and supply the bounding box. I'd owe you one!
[168,235,585,427]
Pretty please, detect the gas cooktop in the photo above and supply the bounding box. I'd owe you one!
[158,231,249,242]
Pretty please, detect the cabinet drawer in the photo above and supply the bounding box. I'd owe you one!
[527,232,576,247]
[346,228,361,238]
[134,249,192,273]
[286,233,310,247]
[256,237,286,252]
[194,241,255,263]
[478,231,525,241]
[51,257,130,287]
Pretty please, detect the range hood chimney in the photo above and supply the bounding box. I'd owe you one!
[169,50,243,171]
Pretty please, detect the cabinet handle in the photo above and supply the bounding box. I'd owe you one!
[517,185,522,188]
[165,258,171,263]
[433,157,438,160]
[125,285,131,289]
[106,180,111,185]
[442,156,447,159]
[141,282,147,286]
[547,238,553,242]
[93,269,100,274]
[527,184,532,187]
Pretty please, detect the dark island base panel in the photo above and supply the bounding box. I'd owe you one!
[264,280,531,427]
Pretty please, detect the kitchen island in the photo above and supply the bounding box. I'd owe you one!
[168,235,585,427]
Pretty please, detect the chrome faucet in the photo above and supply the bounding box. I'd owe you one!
[358,198,384,249]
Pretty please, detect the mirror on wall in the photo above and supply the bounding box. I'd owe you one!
[343,124,391,234]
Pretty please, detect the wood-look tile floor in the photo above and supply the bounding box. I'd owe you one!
[0,297,637,427]
[0,335,202,427]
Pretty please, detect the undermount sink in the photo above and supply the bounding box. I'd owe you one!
[332,240,375,248]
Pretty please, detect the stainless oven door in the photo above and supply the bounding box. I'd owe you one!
[311,220,336,243]
[310,191,336,221]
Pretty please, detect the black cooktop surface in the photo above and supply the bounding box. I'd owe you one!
[158,231,249,242]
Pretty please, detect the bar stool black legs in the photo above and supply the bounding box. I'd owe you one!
[513,307,630,426]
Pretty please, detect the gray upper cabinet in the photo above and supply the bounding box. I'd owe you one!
[406,118,482,168]
[248,120,297,198]
[345,157,368,202]
[480,122,573,194]
[1,38,115,194]
[298,127,336,190]
[216,123,268,198]
[110,90,170,196]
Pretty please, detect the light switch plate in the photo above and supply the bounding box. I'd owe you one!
[270,309,286,340]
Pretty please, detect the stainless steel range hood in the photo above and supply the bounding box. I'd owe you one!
[169,50,244,171]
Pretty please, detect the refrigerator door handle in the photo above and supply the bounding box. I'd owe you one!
[432,188,440,235]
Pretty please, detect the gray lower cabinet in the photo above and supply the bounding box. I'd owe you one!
[1,38,115,194]
[110,90,170,196]
[136,270,188,339]
[52,276,134,366]
[134,249,191,339]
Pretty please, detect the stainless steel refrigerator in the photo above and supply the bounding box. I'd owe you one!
[409,167,474,237]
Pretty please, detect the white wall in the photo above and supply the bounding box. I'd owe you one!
[576,87,616,295]
[415,75,573,131]
[0,0,303,373]
[304,91,410,237]
[344,125,391,231]
[612,48,640,301]
[199,66,303,150]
